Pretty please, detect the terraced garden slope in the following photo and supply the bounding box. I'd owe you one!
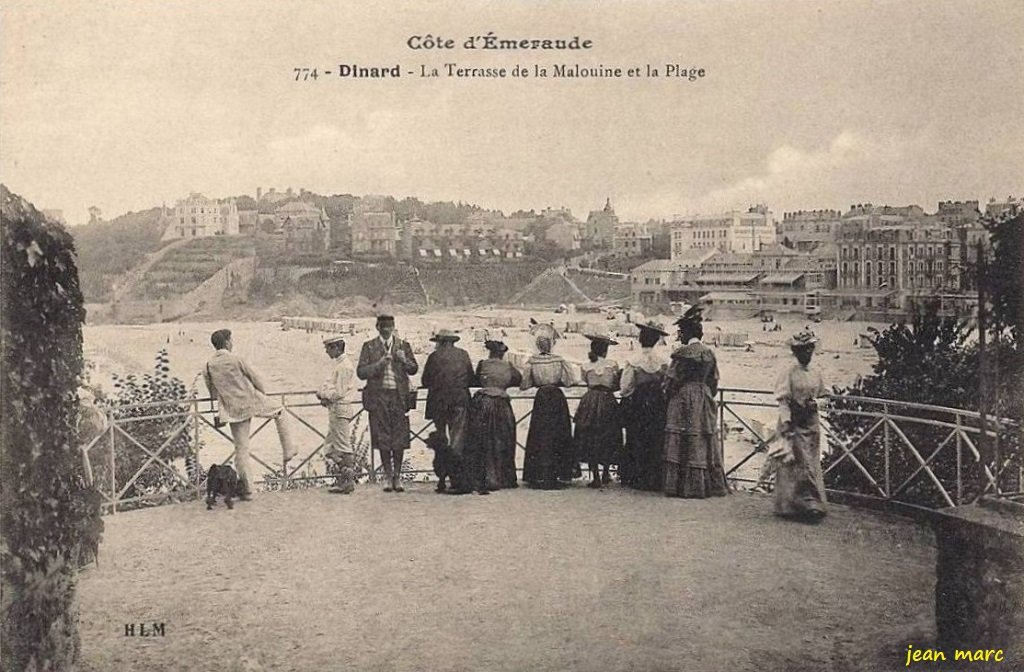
[130,236,254,300]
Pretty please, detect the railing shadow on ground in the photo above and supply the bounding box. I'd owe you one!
[80,387,1021,515]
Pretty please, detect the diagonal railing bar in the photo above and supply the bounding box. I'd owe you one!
[885,418,956,507]
[721,402,773,477]
[81,429,109,457]
[822,419,888,497]
[823,417,885,474]
[891,424,960,499]
[953,429,1003,496]
[248,416,273,440]
[112,421,194,500]
[409,419,436,447]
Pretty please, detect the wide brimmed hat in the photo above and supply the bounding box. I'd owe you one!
[584,333,619,346]
[323,335,346,346]
[674,305,704,327]
[484,339,508,354]
[430,329,460,343]
[788,329,819,348]
[636,320,668,337]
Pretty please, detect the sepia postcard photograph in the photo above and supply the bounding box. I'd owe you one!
[1,1,1022,670]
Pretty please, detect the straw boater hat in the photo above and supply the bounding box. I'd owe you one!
[636,320,669,337]
[323,335,345,346]
[430,328,460,343]
[484,339,508,354]
[788,328,819,348]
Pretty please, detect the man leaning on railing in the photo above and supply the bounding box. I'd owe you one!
[204,329,297,500]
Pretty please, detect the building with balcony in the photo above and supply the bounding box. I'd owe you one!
[351,197,399,256]
[670,205,775,258]
[164,193,239,239]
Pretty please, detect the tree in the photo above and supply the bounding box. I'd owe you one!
[2,185,100,670]
[982,210,1023,339]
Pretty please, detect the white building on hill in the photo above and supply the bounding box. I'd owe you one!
[164,193,240,240]
[670,205,775,258]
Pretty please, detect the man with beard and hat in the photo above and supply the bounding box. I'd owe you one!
[421,328,477,494]
[356,313,419,493]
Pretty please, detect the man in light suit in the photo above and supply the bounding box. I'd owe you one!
[356,313,419,492]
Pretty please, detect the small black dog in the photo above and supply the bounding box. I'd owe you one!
[206,464,239,510]
[425,431,452,493]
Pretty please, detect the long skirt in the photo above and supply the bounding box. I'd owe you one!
[574,388,622,467]
[622,381,666,490]
[663,383,728,498]
[774,417,827,519]
[522,386,577,488]
[468,392,518,490]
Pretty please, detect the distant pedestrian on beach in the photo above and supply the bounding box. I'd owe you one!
[469,340,522,491]
[356,313,419,493]
[421,328,476,494]
[204,329,297,500]
[520,325,578,489]
[317,335,358,494]
[620,321,669,491]
[662,307,728,498]
[574,334,622,489]
[770,329,828,522]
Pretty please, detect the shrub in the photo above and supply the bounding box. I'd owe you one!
[1,185,99,670]
[827,301,1021,506]
[90,349,200,509]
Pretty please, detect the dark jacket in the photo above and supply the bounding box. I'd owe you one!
[421,345,475,420]
[356,336,419,412]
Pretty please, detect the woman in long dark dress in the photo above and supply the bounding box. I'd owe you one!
[620,322,669,490]
[663,307,729,498]
[574,335,623,489]
[771,329,828,522]
[469,340,522,492]
[521,329,577,489]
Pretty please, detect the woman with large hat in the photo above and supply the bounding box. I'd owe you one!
[467,340,523,491]
[619,321,670,490]
[662,307,728,498]
[770,328,828,522]
[574,333,624,489]
[520,329,578,489]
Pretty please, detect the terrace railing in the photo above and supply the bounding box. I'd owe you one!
[80,386,1020,514]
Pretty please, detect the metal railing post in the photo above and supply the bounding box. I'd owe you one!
[108,409,117,515]
[955,413,963,505]
[280,393,290,488]
[883,403,891,499]
[718,388,726,463]
[192,398,201,497]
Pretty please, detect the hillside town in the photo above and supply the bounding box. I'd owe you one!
[139,185,1021,321]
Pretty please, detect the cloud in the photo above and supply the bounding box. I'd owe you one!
[696,131,903,213]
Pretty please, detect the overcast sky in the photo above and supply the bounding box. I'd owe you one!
[2,0,1022,225]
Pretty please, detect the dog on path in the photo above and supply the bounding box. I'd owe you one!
[206,464,239,509]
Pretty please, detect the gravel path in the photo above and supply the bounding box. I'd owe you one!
[77,486,935,672]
